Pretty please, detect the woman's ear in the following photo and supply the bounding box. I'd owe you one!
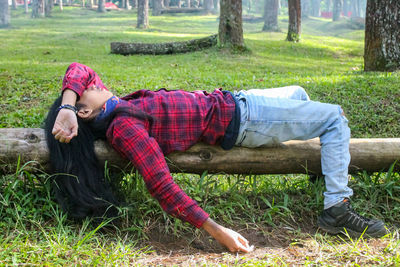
[77,108,94,119]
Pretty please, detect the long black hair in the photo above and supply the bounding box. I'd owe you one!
[45,96,154,220]
[45,96,120,219]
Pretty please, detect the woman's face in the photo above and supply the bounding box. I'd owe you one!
[76,86,114,119]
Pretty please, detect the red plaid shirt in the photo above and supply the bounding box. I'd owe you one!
[62,63,236,228]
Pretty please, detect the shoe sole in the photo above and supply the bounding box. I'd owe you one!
[317,217,387,238]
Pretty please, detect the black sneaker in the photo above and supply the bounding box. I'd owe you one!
[318,199,387,238]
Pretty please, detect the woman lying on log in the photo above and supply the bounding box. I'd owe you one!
[46,62,387,253]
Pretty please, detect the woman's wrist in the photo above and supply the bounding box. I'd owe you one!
[202,218,223,238]
[61,89,78,106]
[57,104,78,114]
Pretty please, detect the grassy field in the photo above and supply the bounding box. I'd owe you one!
[1,7,400,265]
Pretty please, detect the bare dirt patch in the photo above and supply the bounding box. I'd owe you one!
[133,221,395,266]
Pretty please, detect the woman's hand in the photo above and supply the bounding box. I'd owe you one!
[202,218,254,253]
[52,108,78,143]
[52,89,79,143]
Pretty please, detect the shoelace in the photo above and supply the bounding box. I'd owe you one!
[346,203,371,226]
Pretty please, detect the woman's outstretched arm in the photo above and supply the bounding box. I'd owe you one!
[108,117,254,253]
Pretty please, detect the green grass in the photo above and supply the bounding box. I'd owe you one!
[1,7,400,265]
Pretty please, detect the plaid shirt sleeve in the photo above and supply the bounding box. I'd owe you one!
[108,116,210,228]
[62,62,108,97]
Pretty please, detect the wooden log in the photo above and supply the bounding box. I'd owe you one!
[110,34,217,55]
[1,128,399,174]
[160,7,204,14]
[242,15,264,23]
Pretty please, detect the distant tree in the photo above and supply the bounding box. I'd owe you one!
[12,0,17,10]
[204,0,213,13]
[98,0,105,12]
[342,0,349,16]
[301,0,310,18]
[364,0,400,71]
[310,0,320,16]
[350,0,366,17]
[0,0,10,27]
[59,0,63,11]
[262,0,279,32]
[332,0,342,21]
[119,0,130,9]
[325,0,332,11]
[87,0,93,8]
[213,0,218,12]
[137,0,149,28]
[32,0,45,18]
[219,0,244,49]
[163,0,169,8]
[24,0,29,13]
[45,0,54,17]
[286,0,301,42]
[153,0,163,15]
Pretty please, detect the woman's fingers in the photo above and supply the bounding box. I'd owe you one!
[226,228,253,253]
[52,109,79,143]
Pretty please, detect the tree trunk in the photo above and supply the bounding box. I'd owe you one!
[286,0,301,42]
[310,0,320,17]
[2,128,400,175]
[12,0,17,10]
[45,0,53,17]
[32,0,45,18]
[262,0,279,32]
[0,0,10,27]
[364,0,400,72]
[98,0,105,12]
[163,0,169,8]
[342,0,349,17]
[59,0,63,11]
[153,0,163,15]
[87,0,92,8]
[24,0,29,13]
[111,34,217,54]
[137,0,149,28]
[218,0,244,49]
[332,0,342,21]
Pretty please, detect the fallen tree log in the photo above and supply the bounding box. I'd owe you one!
[160,8,204,14]
[110,34,217,55]
[242,16,264,23]
[1,128,399,174]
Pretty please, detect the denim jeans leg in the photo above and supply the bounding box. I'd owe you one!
[234,88,353,209]
[245,85,310,101]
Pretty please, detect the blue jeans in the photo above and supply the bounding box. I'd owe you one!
[234,86,353,209]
